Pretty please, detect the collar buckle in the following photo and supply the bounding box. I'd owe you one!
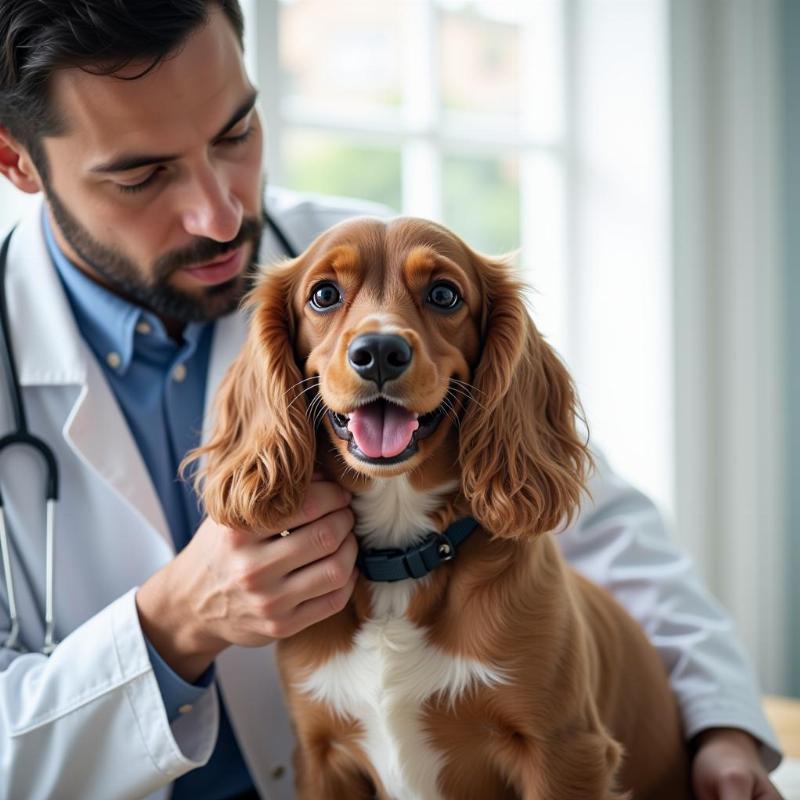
[357,516,478,582]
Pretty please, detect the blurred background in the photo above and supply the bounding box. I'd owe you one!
[0,0,796,697]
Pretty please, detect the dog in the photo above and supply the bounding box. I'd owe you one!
[195,216,690,799]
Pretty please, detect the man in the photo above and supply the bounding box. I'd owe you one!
[0,1,784,798]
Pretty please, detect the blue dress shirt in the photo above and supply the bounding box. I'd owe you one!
[43,212,254,800]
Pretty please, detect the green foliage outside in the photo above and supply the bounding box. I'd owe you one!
[283,131,520,258]
[284,133,402,212]
[442,154,520,257]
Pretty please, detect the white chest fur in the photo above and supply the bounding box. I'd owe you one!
[298,477,506,800]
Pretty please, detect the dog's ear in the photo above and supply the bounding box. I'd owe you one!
[188,265,315,533]
[459,255,591,539]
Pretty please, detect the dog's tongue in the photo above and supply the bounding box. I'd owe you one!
[348,401,419,459]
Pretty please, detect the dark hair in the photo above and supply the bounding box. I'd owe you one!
[0,0,244,172]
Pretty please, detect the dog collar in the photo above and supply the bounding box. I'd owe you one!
[356,516,479,582]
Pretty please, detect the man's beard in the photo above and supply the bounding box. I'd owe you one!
[45,184,263,324]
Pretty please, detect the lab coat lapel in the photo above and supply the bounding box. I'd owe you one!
[203,308,249,425]
[7,200,171,547]
[63,353,171,545]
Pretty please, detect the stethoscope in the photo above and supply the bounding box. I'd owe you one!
[0,209,298,655]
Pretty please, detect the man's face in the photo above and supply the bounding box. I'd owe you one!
[37,5,264,324]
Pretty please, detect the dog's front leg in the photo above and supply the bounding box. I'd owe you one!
[292,736,377,800]
[497,729,631,800]
[538,731,631,800]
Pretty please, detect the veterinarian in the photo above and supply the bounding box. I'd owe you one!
[0,1,785,798]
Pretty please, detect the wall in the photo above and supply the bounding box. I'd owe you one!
[672,0,787,692]
[781,0,800,697]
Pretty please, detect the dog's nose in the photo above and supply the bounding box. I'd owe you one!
[348,333,412,387]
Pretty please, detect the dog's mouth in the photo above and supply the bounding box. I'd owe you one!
[325,388,454,465]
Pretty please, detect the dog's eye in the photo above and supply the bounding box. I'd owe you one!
[427,281,462,311]
[310,282,342,311]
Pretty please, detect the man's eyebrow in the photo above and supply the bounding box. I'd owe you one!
[89,90,259,174]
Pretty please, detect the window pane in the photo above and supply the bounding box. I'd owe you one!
[441,154,520,256]
[519,153,567,353]
[438,0,564,141]
[439,8,521,120]
[283,130,402,211]
[279,0,404,118]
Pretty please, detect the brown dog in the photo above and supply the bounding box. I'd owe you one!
[195,217,690,799]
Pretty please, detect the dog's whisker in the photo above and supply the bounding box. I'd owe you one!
[312,399,329,429]
[450,378,486,398]
[447,386,471,401]
[305,394,325,423]
[448,386,488,414]
[312,405,327,429]
[441,398,462,429]
[284,380,320,404]
[449,388,487,409]
[329,444,360,482]
[287,382,321,410]
[304,391,320,412]
[284,375,320,396]
[449,382,475,396]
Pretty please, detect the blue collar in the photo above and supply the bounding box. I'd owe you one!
[356,516,479,582]
[41,209,207,374]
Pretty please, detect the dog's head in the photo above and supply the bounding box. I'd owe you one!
[194,216,590,538]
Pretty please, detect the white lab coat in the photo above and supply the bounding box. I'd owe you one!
[0,188,781,800]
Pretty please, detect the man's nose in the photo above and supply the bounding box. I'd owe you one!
[180,165,243,242]
[348,333,413,388]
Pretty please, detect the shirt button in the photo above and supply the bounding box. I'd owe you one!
[106,352,121,369]
[270,765,286,780]
[136,320,152,335]
[177,703,193,715]
[172,364,187,383]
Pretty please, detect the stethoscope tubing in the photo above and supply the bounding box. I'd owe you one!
[0,226,60,654]
[0,209,296,655]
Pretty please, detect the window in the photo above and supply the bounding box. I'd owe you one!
[252,0,566,283]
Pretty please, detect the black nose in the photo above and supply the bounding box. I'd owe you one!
[348,333,412,387]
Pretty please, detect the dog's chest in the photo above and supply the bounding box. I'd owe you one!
[297,478,506,800]
[300,582,505,800]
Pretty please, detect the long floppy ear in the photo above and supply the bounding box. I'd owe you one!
[459,255,591,539]
[188,266,315,532]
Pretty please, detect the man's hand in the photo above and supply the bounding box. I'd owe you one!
[692,727,784,800]
[136,479,357,682]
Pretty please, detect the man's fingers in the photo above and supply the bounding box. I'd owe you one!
[754,776,784,800]
[279,531,359,607]
[716,769,756,800]
[261,480,351,536]
[274,566,358,638]
[269,507,356,575]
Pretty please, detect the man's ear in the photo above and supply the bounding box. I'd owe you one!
[0,127,43,194]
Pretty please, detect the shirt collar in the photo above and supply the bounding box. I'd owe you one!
[42,210,206,374]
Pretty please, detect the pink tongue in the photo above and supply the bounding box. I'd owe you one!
[348,401,419,458]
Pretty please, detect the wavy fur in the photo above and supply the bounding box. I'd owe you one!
[189,264,314,532]
[459,253,591,538]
